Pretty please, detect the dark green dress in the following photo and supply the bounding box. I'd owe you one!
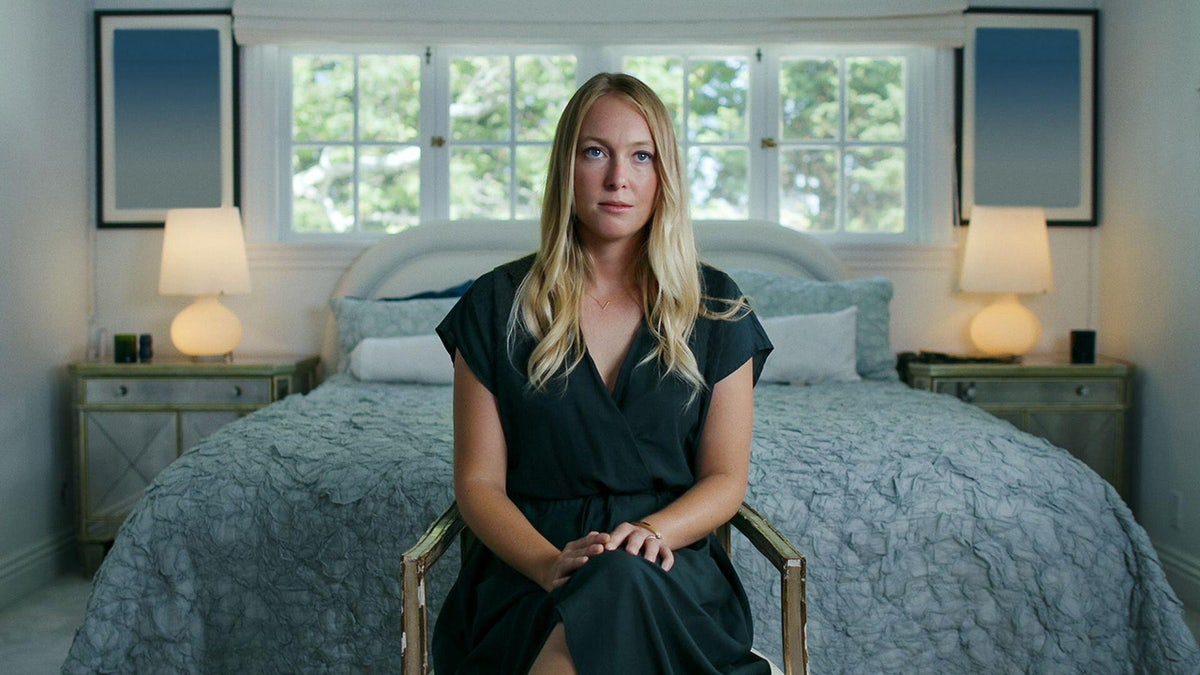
[433,255,773,675]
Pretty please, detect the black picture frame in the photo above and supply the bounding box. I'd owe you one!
[95,10,239,228]
[957,8,1098,226]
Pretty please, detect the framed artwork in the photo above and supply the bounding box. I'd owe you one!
[958,9,1097,226]
[95,11,238,228]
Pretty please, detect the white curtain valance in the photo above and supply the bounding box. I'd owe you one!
[232,0,968,47]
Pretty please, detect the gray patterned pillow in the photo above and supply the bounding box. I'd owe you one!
[728,269,896,381]
[330,297,459,373]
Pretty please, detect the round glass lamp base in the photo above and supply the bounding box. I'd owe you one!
[170,294,243,357]
[969,294,1041,356]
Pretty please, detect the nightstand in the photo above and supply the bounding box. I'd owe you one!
[68,355,319,575]
[905,357,1133,500]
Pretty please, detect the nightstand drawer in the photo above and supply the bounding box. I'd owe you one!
[933,378,1121,405]
[83,378,271,405]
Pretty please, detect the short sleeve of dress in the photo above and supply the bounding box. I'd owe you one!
[701,267,774,387]
[436,271,501,393]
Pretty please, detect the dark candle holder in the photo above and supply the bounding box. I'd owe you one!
[139,334,154,362]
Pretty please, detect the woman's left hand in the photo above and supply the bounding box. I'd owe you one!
[605,522,675,571]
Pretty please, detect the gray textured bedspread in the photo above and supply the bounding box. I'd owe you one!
[64,377,1199,673]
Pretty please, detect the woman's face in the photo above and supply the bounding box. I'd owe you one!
[572,94,659,248]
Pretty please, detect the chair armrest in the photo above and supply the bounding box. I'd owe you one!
[401,502,466,675]
[731,502,809,675]
[404,502,466,571]
[730,502,803,570]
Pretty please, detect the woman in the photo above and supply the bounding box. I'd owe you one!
[434,72,773,674]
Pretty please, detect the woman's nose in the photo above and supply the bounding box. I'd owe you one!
[605,160,627,189]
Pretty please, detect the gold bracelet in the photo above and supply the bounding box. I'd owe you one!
[630,520,663,540]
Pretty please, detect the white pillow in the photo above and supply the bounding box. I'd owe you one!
[349,335,453,384]
[759,307,862,385]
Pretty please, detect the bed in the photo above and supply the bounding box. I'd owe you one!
[64,220,1199,673]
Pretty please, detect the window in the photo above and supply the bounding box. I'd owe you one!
[289,51,424,234]
[280,48,577,235]
[262,44,948,242]
[774,52,907,235]
[443,52,577,221]
[622,48,912,236]
[623,54,753,221]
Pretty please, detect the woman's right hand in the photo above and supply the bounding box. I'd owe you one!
[542,531,610,591]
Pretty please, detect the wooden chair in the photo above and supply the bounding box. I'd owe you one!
[401,501,808,675]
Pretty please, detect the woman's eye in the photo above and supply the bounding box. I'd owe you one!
[634,151,654,163]
[582,147,604,159]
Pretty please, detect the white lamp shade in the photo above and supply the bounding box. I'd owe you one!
[159,207,251,296]
[959,206,1053,295]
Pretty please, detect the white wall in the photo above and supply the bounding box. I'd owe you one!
[0,0,93,607]
[1098,0,1200,607]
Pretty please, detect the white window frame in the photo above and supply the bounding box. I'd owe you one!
[764,44,940,245]
[613,46,762,222]
[241,43,955,246]
[281,45,432,240]
[433,46,583,221]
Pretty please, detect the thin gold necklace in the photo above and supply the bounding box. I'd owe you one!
[587,288,638,311]
[587,293,613,310]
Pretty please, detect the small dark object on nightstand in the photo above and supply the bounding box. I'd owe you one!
[896,350,1018,381]
[1070,330,1096,364]
[113,334,136,363]
[138,334,153,362]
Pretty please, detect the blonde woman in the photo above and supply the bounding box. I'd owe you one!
[434,73,773,674]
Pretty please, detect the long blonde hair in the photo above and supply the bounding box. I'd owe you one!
[512,72,741,394]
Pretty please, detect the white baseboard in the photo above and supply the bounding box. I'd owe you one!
[0,529,77,610]
[1156,541,1200,611]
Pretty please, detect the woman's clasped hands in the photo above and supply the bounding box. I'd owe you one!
[543,523,676,591]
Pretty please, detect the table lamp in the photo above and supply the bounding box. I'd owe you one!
[158,207,251,359]
[959,205,1053,356]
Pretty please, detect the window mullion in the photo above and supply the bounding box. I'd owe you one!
[838,55,849,235]
[277,49,294,241]
[580,46,612,81]
[509,55,518,220]
[753,47,777,222]
[352,56,362,234]
[421,47,448,221]
[681,56,692,206]
[905,50,922,241]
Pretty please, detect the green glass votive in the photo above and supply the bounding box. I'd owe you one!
[113,333,137,363]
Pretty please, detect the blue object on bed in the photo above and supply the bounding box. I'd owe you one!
[384,278,475,300]
[63,374,1199,673]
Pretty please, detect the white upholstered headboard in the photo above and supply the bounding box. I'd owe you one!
[321,219,847,371]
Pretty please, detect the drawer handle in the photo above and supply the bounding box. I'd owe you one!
[1076,385,1090,398]
[957,382,977,403]
[232,385,243,398]
[115,385,128,397]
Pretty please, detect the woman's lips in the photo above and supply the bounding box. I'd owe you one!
[599,201,633,212]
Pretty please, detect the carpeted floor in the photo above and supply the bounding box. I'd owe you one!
[0,575,92,675]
